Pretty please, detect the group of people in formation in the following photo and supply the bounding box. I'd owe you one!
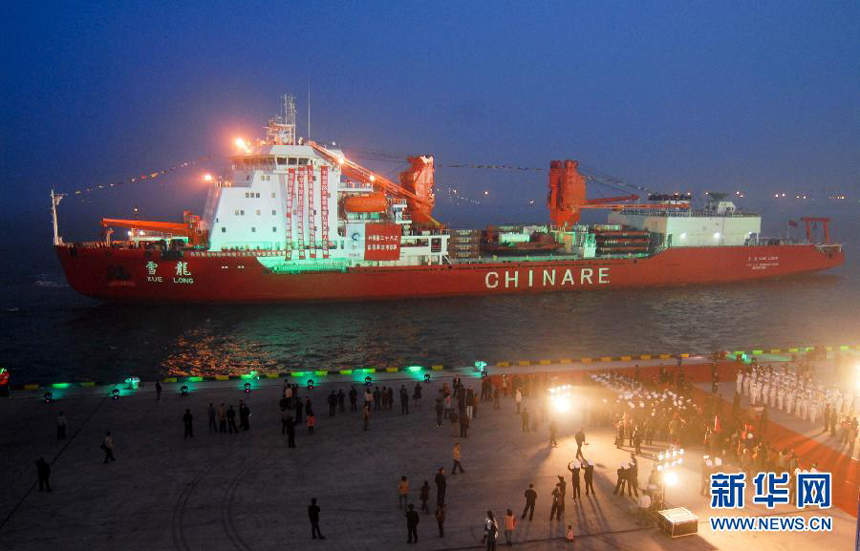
[735,362,857,432]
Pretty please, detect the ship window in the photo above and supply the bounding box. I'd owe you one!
[277,157,286,166]
[298,158,308,165]
[272,210,277,215]
[246,175,250,181]
[288,157,298,165]
[234,210,239,215]
[256,210,261,215]
[255,192,260,198]
[221,227,226,233]
[251,227,256,233]
[272,226,277,232]
[271,192,276,198]
[240,210,245,215]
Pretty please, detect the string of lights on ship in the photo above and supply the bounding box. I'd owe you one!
[58,149,852,206]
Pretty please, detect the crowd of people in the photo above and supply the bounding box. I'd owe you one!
[27,352,856,548]
[734,359,859,456]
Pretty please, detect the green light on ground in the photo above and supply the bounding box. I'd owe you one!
[291,371,306,377]
[407,366,423,373]
[314,370,328,376]
[362,368,376,374]
[187,376,203,382]
[52,383,71,389]
[340,369,353,375]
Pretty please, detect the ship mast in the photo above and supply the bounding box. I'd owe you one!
[266,94,298,145]
[50,189,65,245]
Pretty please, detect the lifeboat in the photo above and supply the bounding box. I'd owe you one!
[344,192,387,213]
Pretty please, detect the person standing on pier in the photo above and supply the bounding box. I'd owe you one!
[521,407,530,432]
[56,411,67,440]
[218,403,227,433]
[482,510,498,550]
[452,443,465,474]
[567,461,581,502]
[101,432,115,463]
[613,464,627,496]
[327,391,337,418]
[549,485,562,521]
[435,467,447,506]
[413,382,422,408]
[155,381,162,401]
[295,397,304,424]
[285,414,296,448]
[239,401,250,431]
[226,406,238,434]
[36,457,51,492]
[182,409,193,438]
[405,503,420,543]
[521,483,537,520]
[337,389,346,413]
[435,505,446,537]
[362,403,370,431]
[549,420,558,448]
[308,498,325,540]
[400,385,410,415]
[435,399,444,427]
[459,410,469,438]
[349,386,358,412]
[583,460,595,496]
[574,428,586,459]
[420,480,430,513]
[307,410,316,435]
[207,403,216,434]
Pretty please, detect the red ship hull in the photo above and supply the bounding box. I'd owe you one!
[55,244,844,303]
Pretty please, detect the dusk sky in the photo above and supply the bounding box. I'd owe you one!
[2,1,859,236]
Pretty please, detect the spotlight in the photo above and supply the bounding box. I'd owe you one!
[111,388,120,400]
[551,396,571,413]
[180,385,189,397]
[365,376,373,387]
[481,370,488,380]
[44,391,53,404]
[307,379,314,390]
[125,376,140,389]
[243,382,251,393]
[423,373,431,384]
[664,471,679,486]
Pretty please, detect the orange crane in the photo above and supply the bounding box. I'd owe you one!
[306,141,441,227]
[102,211,208,246]
[548,160,689,228]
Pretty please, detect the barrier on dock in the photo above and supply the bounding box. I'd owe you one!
[8,343,859,391]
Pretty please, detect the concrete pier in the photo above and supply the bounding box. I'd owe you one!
[0,359,855,550]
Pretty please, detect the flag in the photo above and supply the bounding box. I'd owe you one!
[714,415,721,433]
[788,220,798,227]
